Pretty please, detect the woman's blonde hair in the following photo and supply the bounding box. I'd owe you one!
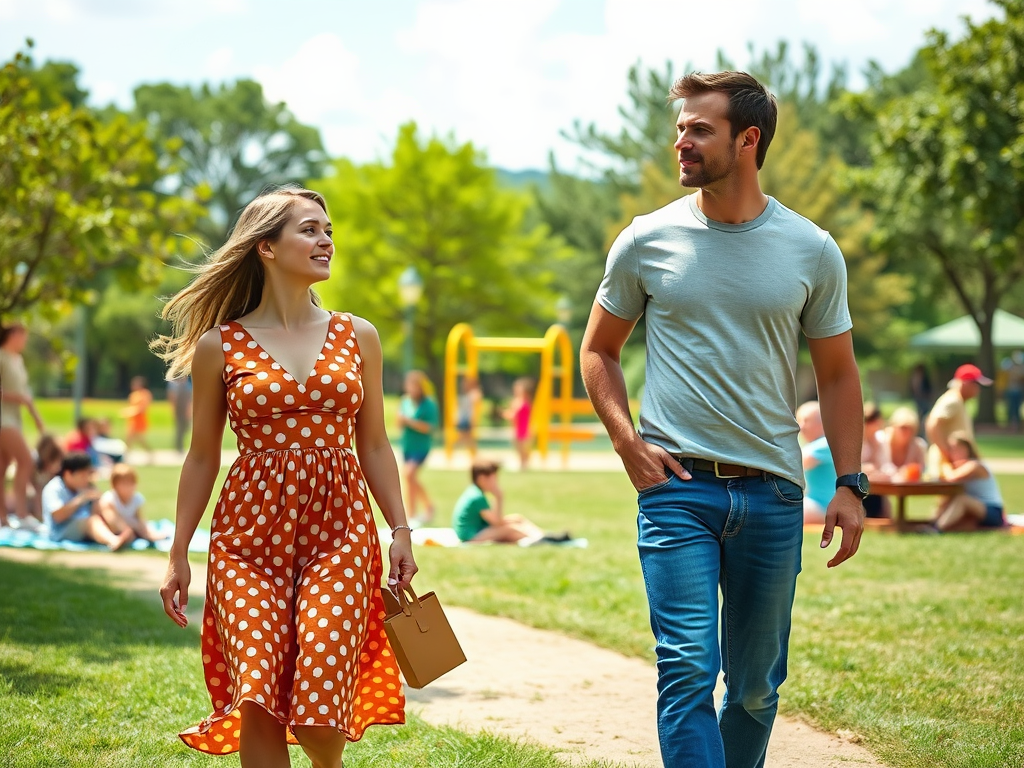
[151,186,327,379]
[889,406,920,432]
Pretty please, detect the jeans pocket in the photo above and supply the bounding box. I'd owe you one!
[767,475,804,506]
[637,475,674,497]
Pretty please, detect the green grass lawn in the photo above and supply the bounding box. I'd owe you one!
[8,427,1024,767]
[408,469,1024,768]
[119,464,1024,768]
[0,557,620,768]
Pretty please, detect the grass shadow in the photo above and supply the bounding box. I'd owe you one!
[0,559,195,655]
[0,658,83,697]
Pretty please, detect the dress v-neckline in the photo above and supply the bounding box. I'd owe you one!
[233,313,335,389]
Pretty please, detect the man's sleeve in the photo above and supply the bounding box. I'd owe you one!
[802,235,853,339]
[595,223,646,321]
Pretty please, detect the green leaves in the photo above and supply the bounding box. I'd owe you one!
[314,123,571,378]
[0,45,200,323]
[862,2,1024,418]
[133,79,327,244]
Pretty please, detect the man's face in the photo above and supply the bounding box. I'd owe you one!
[64,468,94,492]
[674,92,741,189]
[960,380,980,400]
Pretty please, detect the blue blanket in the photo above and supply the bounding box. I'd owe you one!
[0,519,210,553]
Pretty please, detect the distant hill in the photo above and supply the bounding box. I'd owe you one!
[495,168,549,190]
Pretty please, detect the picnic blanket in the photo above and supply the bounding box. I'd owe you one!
[379,526,589,548]
[0,519,210,553]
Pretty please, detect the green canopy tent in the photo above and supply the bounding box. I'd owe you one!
[909,309,1024,353]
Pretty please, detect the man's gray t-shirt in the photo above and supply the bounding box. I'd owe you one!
[596,194,852,487]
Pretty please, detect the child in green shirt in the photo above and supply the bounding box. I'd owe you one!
[452,460,546,544]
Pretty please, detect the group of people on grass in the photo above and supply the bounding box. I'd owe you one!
[798,363,1005,532]
[1,322,163,547]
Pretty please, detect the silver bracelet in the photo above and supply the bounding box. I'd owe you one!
[391,525,413,534]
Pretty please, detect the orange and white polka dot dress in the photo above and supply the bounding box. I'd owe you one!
[179,312,404,754]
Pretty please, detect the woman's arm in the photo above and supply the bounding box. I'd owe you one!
[159,328,228,627]
[941,460,988,482]
[351,317,418,591]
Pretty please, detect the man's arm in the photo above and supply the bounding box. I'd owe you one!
[45,488,99,525]
[580,302,689,490]
[925,412,953,462]
[807,331,864,567]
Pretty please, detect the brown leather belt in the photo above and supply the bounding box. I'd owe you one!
[677,457,764,478]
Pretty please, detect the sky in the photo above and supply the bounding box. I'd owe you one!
[0,0,1000,171]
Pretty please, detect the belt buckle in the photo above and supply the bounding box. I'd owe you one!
[714,462,742,479]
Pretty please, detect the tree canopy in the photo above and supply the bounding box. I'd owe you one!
[315,122,572,382]
[861,0,1024,420]
[0,44,199,324]
[133,79,326,244]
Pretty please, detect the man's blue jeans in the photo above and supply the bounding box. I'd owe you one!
[636,469,804,768]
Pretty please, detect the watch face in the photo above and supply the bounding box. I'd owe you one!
[857,473,871,497]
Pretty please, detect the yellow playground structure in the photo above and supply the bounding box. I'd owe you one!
[443,322,598,464]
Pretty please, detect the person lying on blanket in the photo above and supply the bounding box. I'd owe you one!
[452,460,570,544]
[40,452,134,550]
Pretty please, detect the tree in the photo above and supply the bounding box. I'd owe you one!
[759,107,914,363]
[563,60,680,194]
[314,122,572,384]
[861,0,1024,422]
[0,44,199,323]
[134,79,326,244]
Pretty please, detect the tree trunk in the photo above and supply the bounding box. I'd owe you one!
[976,310,997,425]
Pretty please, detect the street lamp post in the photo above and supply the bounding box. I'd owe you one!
[397,266,423,373]
[555,294,572,326]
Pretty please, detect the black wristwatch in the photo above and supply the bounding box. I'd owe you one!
[835,473,870,499]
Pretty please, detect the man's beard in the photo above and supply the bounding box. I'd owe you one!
[678,146,739,189]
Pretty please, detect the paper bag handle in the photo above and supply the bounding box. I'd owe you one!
[396,585,431,633]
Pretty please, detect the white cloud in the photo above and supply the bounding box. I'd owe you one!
[42,0,81,22]
[205,46,235,81]
[254,33,362,125]
[89,78,119,104]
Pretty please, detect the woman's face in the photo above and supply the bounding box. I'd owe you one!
[261,198,334,286]
[404,373,423,398]
[891,423,915,446]
[947,440,969,463]
[2,327,27,353]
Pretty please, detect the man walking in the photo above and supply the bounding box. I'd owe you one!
[580,72,866,768]
[925,363,992,473]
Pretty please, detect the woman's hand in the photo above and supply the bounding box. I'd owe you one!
[387,532,418,593]
[159,554,192,628]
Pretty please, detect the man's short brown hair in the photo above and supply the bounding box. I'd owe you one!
[471,459,500,485]
[668,71,778,169]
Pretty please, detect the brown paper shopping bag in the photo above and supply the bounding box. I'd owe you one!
[382,585,466,688]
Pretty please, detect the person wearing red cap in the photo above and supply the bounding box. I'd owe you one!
[924,363,993,474]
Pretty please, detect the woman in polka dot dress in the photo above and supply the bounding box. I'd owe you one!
[155,186,417,768]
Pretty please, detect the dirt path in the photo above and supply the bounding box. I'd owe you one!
[2,548,886,767]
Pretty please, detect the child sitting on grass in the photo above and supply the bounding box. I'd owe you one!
[452,460,568,545]
[97,463,166,543]
[934,432,1006,532]
[41,452,134,550]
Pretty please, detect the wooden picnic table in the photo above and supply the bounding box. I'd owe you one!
[870,479,965,531]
